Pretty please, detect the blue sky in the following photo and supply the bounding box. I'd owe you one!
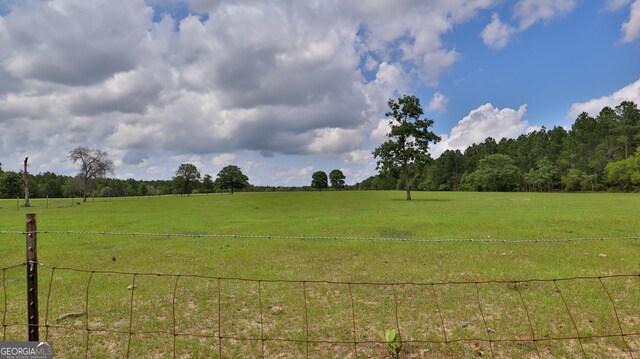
[431,1,640,133]
[0,0,639,186]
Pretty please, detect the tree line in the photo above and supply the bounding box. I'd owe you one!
[2,99,638,199]
[359,100,640,193]
[0,155,351,199]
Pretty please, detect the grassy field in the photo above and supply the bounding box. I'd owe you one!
[1,191,639,357]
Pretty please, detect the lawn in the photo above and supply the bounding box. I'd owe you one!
[1,191,639,357]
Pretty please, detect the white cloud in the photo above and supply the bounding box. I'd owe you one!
[1,0,559,184]
[371,119,391,143]
[604,0,640,43]
[2,0,153,85]
[480,0,576,49]
[343,150,372,165]
[428,91,450,113]
[269,166,314,186]
[622,0,640,42]
[567,78,640,118]
[432,103,537,157]
[307,128,365,155]
[211,153,236,166]
[481,13,516,49]
[513,0,577,30]
[605,0,633,11]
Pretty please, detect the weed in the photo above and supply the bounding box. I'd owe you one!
[385,329,403,359]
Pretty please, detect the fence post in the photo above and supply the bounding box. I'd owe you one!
[26,213,39,341]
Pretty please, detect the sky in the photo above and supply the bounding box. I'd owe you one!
[0,0,639,186]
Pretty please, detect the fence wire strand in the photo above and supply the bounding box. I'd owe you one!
[2,229,640,244]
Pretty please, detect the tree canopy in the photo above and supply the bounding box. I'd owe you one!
[0,171,22,198]
[173,163,201,195]
[311,171,328,190]
[359,100,640,193]
[329,169,346,190]
[215,165,249,194]
[373,95,440,200]
[68,147,115,202]
[201,174,215,194]
[462,154,522,191]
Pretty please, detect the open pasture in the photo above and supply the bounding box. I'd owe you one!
[1,191,639,357]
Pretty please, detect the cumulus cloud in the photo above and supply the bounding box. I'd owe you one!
[621,0,640,42]
[480,0,576,49]
[370,119,391,143]
[432,103,537,157]
[603,0,640,43]
[428,92,450,113]
[269,166,315,186]
[211,153,236,166]
[307,128,365,155]
[2,0,560,183]
[481,13,516,49]
[2,1,153,86]
[567,78,640,118]
[513,0,577,30]
[343,150,372,165]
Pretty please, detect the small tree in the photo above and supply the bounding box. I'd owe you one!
[173,163,200,195]
[329,169,346,190]
[68,147,115,202]
[0,171,22,199]
[64,174,85,198]
[311,171,328,190]
[605,148,640,191]
[201,174,215,194]
[215,165,249,194]
[466,154,522,192]
[373,95,440,200]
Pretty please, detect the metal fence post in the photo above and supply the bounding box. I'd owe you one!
[26,213,39,341]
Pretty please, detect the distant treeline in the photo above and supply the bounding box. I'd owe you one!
[0,171,357,199]
[1,101,638,198]
[357,101,640,192]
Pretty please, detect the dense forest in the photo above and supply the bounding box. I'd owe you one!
[359,101,640,192]
[1,101,639,199]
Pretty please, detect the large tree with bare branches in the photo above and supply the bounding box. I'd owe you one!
[68,147,115,202]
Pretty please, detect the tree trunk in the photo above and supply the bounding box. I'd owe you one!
[23,157,30,207]
[625,141,628,159]
[404,166,411,200]
[231,186,234,195]
[83,179,87,202]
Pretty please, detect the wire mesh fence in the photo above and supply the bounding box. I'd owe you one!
[2,260,639,358]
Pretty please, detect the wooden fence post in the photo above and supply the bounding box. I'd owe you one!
[26,213,39,341]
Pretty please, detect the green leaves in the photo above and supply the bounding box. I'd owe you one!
[311,171,328,190]
[173,163,201,195]
[463,154,523,192]
[215,165,249,194]
[385,329,403,359]
[329,169,346,190]
[373,95,441,199]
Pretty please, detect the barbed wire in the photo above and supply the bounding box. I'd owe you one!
[1,229,639,244]
[2,261,638,358]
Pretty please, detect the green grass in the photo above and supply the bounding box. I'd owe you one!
[1,191,639,357]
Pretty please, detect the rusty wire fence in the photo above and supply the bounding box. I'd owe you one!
[1,223,639,357]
